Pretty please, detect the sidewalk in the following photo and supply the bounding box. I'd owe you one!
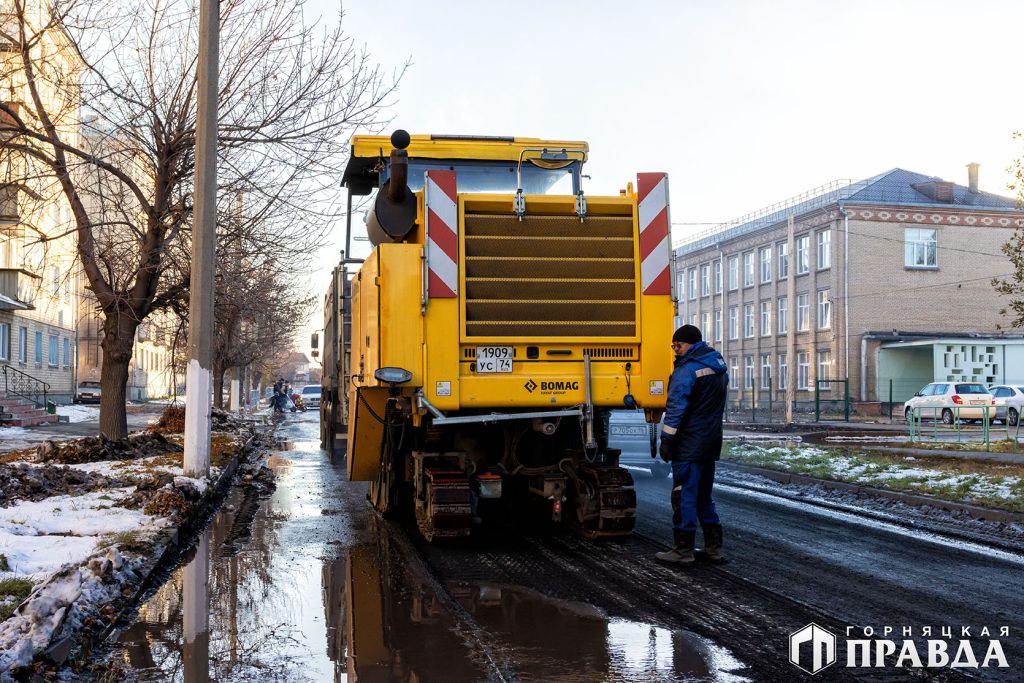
[0,407,162,453]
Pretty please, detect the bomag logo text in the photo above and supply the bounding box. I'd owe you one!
[541,381,579,391]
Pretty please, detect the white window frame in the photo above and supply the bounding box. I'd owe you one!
[760,300,771,337]
[778,354,788,390]
[743,252,755,287]
[905,228,937,268]
[744,356,755,389]
[688,268,697,300]
[796,235,810,274]
[760,353,772,389]
[730,357,739,388]
[688,313,696,326]
[778,296,788,334]
[48,334,58,367]
[0,323,9,361]
[713,260,722,294]
[759,247,772,283]
[817,289,831,329]
[796,293,809,331]
[63,337,70,368]
[34,331,43,366]
[817,229,831,270]
[818,349,833,383]
[728,256,739,291]
[797,351,810,389]
[700,264,710,297]
[743,303,754,338]
[728,306,739,340]
[713,309,722,342]
[778,242,789,279]
[18,326,27,363]
[701,311,710,336]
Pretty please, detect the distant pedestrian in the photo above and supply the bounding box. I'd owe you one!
[655,324,729,566]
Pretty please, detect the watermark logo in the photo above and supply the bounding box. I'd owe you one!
[523,379,537,393]
[790,623,837,675]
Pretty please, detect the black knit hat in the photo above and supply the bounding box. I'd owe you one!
[672,324,702,344]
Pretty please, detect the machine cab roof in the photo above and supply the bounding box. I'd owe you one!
[342,133,590,197]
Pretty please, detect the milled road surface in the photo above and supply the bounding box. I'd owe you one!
[630,465,1024,681]
[106,412,1019,681]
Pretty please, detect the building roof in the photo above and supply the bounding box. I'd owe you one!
[675,167,1021,255]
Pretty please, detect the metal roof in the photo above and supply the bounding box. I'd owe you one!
[674,168,1021,255]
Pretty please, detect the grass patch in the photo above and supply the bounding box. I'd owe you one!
[96,530,148,553]
[724,443,1024,513]
[0,578,35,621]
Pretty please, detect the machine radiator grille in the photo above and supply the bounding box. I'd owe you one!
[464,213,636,338]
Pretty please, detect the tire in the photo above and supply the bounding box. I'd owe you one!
[904,407,913,422]
[1010,408,1019,427]
[651,461,671,479]
[941,409,954,425]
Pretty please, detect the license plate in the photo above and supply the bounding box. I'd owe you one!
[476,346,512,373]
[611,426,648,437]
[970,400,987,405]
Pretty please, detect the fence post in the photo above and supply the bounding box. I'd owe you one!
[814,381,820,422]
[889,379,893,421]
[844,378,850,422]
[751,387,756,423]
[768,376,773,424]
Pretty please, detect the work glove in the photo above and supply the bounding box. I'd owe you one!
[658,434,673,462]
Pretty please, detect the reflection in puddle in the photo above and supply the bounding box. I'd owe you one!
[347,537,751,682]
[110,420,749,682]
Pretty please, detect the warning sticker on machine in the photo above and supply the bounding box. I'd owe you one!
[650,380,664,395]
[436,381,452,397]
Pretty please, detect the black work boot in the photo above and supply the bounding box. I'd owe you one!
[701,523,725,563]
[655,531,696,566]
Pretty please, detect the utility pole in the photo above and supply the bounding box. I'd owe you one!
[183,0,219,478]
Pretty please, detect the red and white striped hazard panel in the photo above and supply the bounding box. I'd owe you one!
[636,172,671,296]
[425,170,458,298]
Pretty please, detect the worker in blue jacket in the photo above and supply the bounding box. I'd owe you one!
[655,324,729,566]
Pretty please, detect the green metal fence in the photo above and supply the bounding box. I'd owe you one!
[906,404,1023,449]
[814,378,850,422]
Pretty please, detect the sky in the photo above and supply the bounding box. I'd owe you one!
[297,0,1024,350]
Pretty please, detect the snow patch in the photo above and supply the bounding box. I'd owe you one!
[55,405,100,423]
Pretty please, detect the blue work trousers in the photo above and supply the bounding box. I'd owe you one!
[671,461,720,533]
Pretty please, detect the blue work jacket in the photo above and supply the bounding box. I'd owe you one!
[661,341,729,462]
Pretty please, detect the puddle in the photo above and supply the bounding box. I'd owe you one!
[109,413,750,682]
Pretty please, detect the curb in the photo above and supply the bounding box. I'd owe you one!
[61,429,267,662]
[721,460,1024,524]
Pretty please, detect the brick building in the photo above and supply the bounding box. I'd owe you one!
[673,166,1024,410]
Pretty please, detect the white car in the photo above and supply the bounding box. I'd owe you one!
[988,385,1024,426]
[903,382,995,424]
[300,385,321,409]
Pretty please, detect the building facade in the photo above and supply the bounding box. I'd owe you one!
[673,167,1024,409]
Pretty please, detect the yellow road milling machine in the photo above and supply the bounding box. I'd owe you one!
[329,130,675,540]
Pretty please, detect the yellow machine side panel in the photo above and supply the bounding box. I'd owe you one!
[378,243,424,385]
[360,255,381,380]
[345,543,390,675]
[347,387,388,481]
[639,294,674,409]
[424,298,460,410]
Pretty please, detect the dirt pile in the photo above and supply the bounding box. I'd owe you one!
[0,464,118,507]
[147,405,185,434]
[34,432,182,465]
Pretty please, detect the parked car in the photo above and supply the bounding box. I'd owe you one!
[300,384,321,409]
[903,382,995,424]
[74,380,103,404]
[607,410,670,478]
[988,385,1024,426]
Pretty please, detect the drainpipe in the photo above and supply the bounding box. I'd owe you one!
[839,204,852,398]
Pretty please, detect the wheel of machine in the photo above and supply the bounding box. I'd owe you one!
[368,439,400,518]
[1010,408,1019,427]
[650,461,671,479]
[941,409,954,425]
[567,462,637,538]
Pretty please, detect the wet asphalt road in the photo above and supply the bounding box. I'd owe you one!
[630,464,1024,681]
[108,413,1022,681]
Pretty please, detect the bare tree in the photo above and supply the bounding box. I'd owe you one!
[0,0,401,437]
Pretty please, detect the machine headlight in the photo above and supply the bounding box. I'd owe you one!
[374,367,412,384]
